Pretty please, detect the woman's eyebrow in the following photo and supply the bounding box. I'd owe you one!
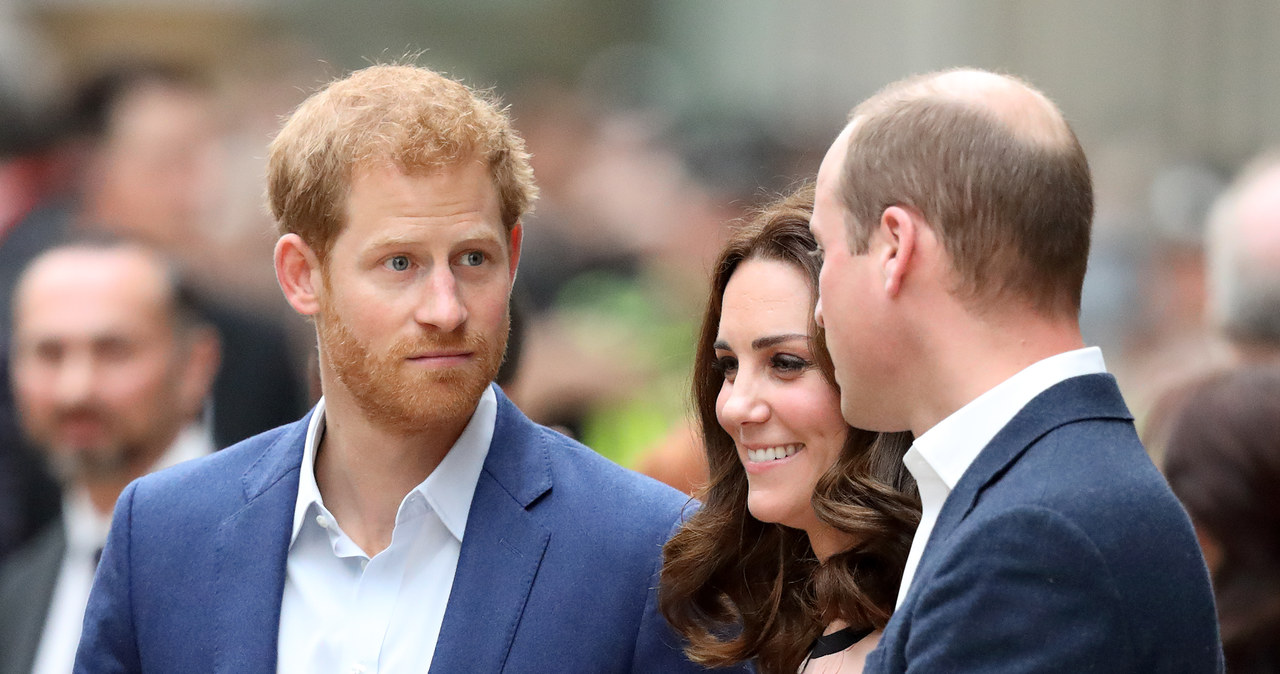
[752,333,807,350]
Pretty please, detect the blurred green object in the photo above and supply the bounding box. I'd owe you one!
[557,269,697,467]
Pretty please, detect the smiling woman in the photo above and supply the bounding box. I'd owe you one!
[659,186,920,674]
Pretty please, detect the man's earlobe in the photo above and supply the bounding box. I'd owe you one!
[178,326,222,420]
[275,234,323,316]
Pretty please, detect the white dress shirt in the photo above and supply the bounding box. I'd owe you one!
[277,386,496,674]
[895,347,1107,608]
[32,423,213,674]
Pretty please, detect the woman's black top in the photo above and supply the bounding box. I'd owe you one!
[808,625,873,659]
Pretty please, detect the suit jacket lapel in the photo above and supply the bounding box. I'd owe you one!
[430,387,552,674]
[908,375,1133,600]
[211,413,309,674]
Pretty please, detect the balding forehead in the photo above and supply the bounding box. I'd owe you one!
[1234,164,1280,260]
[15,246,173,320]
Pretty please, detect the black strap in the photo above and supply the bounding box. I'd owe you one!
[808,625,873,659]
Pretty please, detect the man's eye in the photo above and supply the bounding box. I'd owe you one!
[385,255,411,272]
[460,251,486,267]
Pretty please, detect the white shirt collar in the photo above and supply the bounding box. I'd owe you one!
[894,347,1107,608]
[290,385,497,545]
[62,421,214,555]
[908,346,1107,490]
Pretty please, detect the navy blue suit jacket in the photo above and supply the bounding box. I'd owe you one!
[866,374,1222,673]
[75,386,719,673]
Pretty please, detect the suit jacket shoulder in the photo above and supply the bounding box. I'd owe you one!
[0,521,65,674]
[870,374,1222,673]
[75,414,307,673]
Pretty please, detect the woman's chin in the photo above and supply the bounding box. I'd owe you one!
[745,495,807,530]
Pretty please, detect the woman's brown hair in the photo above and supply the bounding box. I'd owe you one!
[1162,367,1280,673]
[659,185,920,674]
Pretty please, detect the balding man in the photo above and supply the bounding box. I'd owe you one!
[1206,151,1280,363]
[0,239,219,674]
[808,69,1222,672]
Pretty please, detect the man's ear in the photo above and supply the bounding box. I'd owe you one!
[878,205,921,298]
[507,222,523,283]
[176,326,221,422]
[275,234,323,316]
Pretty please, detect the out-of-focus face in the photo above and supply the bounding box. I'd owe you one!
[10,248,188,481]
[811,122,884,429]
[91,82,224,247]
[714,257,849,538]
[315,161,520,432]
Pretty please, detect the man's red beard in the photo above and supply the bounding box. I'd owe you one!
[317,297,508,433]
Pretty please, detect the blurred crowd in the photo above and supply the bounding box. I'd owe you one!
[0,35,1278,674]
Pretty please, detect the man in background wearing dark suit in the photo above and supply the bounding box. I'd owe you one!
[0,239,219,674]
[808,68,1222,672]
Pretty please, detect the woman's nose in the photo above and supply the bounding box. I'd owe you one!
[719,374,770,428]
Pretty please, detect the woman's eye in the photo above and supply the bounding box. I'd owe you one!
[385,255,411,272]
[711,355,738,380]
[460,251,486,267]
[771,353,809,373]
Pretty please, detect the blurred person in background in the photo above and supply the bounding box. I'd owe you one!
[1162,368,1280,673]
[0,63,309,448]
[72,63,224,255]
[75,63,726,673]
[0,237,219,674]
[0,81,64,563]
[661,187,919,674]
[1206,151,1280,364]
[504,81,748,474]
[808,69,1220,671]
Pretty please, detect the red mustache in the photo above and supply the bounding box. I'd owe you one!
[387,332,491,360]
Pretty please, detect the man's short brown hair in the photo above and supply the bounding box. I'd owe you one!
[839,70,1093,316]
[267,63,537,262]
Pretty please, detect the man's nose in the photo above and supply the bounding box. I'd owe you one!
[53,353,95,407]
[814,295,825,329]
[414,268,468,332]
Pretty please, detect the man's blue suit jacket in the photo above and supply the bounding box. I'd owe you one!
[74,385,722,673]
[865,374,1223,673]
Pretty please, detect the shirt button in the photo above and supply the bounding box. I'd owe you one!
[316,514,330,529]
[350,666,366,674]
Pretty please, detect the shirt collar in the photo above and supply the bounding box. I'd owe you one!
[63,421,214,555]
[908,346,1107,490]
[62,488,111,557]
[290,385,497,545]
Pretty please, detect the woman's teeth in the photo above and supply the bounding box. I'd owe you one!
[747,444,802,463]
